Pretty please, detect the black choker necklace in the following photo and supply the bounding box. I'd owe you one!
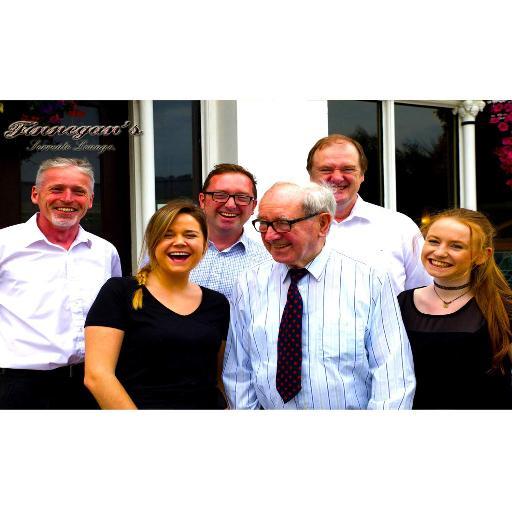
[434,281,470,291]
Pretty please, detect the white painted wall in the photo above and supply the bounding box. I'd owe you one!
[236,100,328,197]
[234,100,329,241]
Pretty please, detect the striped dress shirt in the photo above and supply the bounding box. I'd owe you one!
[223,245,416,409]
[190,230,270,302]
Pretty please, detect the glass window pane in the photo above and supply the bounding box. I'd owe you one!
[328,100,383,205]
[395,104,458,224]
[153,100,200,207]
[475,100,512,283]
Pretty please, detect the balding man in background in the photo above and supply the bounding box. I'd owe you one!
[307,134,431,295]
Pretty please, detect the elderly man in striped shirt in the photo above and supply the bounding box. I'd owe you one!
[223,181,415,409]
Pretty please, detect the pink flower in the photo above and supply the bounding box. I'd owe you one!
[491,103,503,113]
[505,113,512,122]
[506,178,512,187]
[498,122,509,132]
[504,102,512,112]
[489,116,500,123]
[502,137,512,145]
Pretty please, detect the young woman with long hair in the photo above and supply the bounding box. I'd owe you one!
[398,208,512,409]
[84,199,229,409]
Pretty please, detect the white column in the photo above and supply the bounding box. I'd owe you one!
[139,101,156,227]
[128,101,143,272]
[128,100,156,272]
[381,100,397,210]
[454,100,486,210]
[201,101,238,179]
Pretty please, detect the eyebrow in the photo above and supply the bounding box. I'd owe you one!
[165,229,200,234]
[427,234,467,244]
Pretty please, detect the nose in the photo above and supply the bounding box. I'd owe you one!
[173,234,186,245]
[331,169,347,182]
[433,244,448,257]
[224,195,237,208]
[263,225,281,242]
[62,188,73,202]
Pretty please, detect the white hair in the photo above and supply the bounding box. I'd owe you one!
[262,181,335,217]
[36,157,95,191]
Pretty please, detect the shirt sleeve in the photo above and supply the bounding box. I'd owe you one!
[111,247,122,277]
[222,274,259,409]
[85,277,130,331]
[365,269,416,409]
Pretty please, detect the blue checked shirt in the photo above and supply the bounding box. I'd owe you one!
[189,230,271,302]
[223,245,416,409]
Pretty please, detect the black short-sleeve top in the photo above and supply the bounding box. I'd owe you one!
[85,277,230,409]
[398,287,512,409]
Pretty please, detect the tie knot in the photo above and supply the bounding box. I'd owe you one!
[288,268,308,284]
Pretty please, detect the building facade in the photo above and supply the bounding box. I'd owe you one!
[1,99,511,279]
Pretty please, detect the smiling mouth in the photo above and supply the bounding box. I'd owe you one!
[219,212,238,218]
[270,243,289,250]
[330,184,348,192]
[54,207,78,213]
[168,252,190,262]
[429,259,452,268]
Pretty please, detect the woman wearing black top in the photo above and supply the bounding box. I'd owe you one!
[84,199,229,409]
[398,208,512,409]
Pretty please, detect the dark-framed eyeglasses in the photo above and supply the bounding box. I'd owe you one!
[203,191,254,206]
[252,212,320,233]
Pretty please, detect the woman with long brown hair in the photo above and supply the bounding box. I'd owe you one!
[84,199,229,409]
[398,208,512,409]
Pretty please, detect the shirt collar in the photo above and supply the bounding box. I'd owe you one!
[72,224,93,248]
[332,195,370,225]
[279,242,331,284]
[208,229,249,253]
[21,213,92,249]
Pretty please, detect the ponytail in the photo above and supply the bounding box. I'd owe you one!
[132,265,151,310]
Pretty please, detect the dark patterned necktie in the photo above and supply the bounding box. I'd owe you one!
[276,268,308,403]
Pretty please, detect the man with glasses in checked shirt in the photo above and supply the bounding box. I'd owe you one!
[190,164,270,302]
[223,181,415,409]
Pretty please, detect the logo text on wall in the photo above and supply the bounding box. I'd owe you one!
[3,120,143,154]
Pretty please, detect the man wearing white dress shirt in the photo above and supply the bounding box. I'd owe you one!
[0,157,121,409]
[307,134,431,295]
[223,182,415,409]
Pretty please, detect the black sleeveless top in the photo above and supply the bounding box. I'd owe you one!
[398,288,512,409]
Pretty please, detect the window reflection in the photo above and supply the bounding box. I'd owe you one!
[395,104,458,224]
[153,101,201,207]
[328,100,383,205]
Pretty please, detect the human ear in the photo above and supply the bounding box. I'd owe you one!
[318,212,332,237]
[475,247,492,265]
[30,185,39,205]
